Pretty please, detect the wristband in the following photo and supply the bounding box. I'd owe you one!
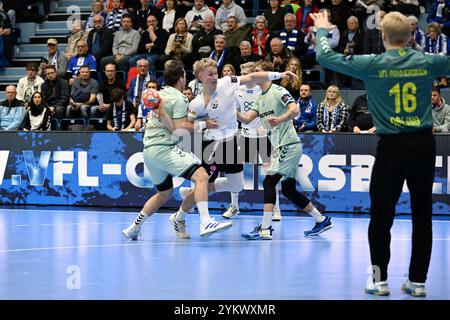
[268,72,282,81]
[197,120,206,132]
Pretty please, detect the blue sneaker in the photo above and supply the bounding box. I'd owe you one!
[304,216,332,236]
[401,280,426,297]
[365,281,390,296]
[241,225,274,240]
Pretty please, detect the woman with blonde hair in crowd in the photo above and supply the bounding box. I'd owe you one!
[164,17,193,66]
[280,56,302,100]
[316,85,349,133]
[221,64,236,77]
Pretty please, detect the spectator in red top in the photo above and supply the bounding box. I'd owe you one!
[248,15,270,57]
[296,0,319,33]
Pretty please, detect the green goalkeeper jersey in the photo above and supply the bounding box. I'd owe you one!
[316,28,450,134]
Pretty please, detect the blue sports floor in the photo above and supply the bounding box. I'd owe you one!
[0,207,449,300]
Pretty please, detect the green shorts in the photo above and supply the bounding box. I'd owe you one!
[267,142,302,180]
[143,144,201,186]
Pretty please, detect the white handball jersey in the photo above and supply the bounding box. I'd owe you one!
[234,84,265,138]
[188,75,241,140]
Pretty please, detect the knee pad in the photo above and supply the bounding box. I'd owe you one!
[214,172,244,193]
[281,178,310,209]
[263,174,282,204]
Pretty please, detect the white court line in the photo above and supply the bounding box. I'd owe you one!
[1,237,449,254]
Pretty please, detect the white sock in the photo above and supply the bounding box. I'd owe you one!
[275,190,280,210]
[306,207,325,223]
[133,211,148,228]
[197,201,211,225]
[262,212,272,229]
[175,207,188,221]
[230,192,239,208]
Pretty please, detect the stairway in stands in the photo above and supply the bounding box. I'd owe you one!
[0,0,92,99]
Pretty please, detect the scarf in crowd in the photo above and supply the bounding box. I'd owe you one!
[50,50,60,71]
[322,103,341,131]
[210,48,228,70]
[107,9,125,32]
[113,102,127,130]
[279,28,299,52]
[426,34,448,54]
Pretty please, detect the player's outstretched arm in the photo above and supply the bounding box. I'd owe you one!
[239,71,298,86]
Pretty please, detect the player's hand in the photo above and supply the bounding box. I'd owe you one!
[310,11,332,30]
[257,126,266,136]
[268,116,282,127]
[280,71,299,81]
[206,118,219,129]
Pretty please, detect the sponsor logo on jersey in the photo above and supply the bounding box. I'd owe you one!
[281,94,293,103]
[230,75,238,83]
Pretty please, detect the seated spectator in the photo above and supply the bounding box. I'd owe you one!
[264,0,287,36]
[67,65,99,120]
[316,85,349,133]
[101,14,141,75]
[388,0,420,17]
[0,85,26,130]
[248,15,270,57]
[191,13,223,60]
[225,15,249,49]
[431,86,450,133]
[281,0,300,14]
[132,0,163,31]
[295,0,319,33]
[294,83,317,132]
[163,18,193,66]
[353,0,387,24]
[65,20,88,61]
[237,40,261,66]
[301,9,339,69]
[16,62,44,105]
[427,0,450,36]
[128,59,154,108]
[363,9,386,54]
[407,15,426,50]
[275,13,307,57]
[327,0,352,34]
[183,86,194,102]
[336,16,364,88]
[280,57,302,100]
[85,0,108,32]
[87,14,114,77]
[0,1,13,65]
[425,22,449,54]
[106,0,128,33]
[221,63,235,77]
[93,62,126,118]
[264,37,293,72]
[39,38,68,79]
[107,88,136,131]
[185,0,214,34]
[21,91,51,131]
[215,0,247,32]
[209,34,239,75]
[67,40,98,85]
[162,0,183,33]
[348,93,376,134]
[40,65,70,121]
[105,0,125,11]
[129,15,168,75]
[146,79,158,90]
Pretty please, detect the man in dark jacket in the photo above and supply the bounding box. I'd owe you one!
[192,13,223,61]
[40,65,70,120]
[87,14,114,78]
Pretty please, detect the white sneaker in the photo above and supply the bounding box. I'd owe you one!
[401,280,426,297]
[365,281,390,296]
[179,187,194,213]
[200,218,233,237]
[222,205,240,219]
[169,213,190,239]
[122,225,140,240]
[272,207,282,221]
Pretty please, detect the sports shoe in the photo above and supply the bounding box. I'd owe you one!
[200,218,233,238]
[169,213,190,239]
[401,280,426,297]
[222,205,240,219]
[365,281,390,296]
[122,225,140,240]
[304,216,332,236]
[241,225,274,240]
[179,187,194,213]
[272,207,282,221]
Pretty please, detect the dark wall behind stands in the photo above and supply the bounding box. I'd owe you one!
[0,132,449,214]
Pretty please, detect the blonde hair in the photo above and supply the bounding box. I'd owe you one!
[322,85,343,106]
[221,63,236,76]
[281,57,302,91]
[240,61,256,73]
[193,58,218,77]
[380,12,410,45]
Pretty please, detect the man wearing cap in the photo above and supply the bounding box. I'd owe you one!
[39,38,68,79]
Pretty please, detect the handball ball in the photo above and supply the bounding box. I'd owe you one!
[141,89,161,109]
